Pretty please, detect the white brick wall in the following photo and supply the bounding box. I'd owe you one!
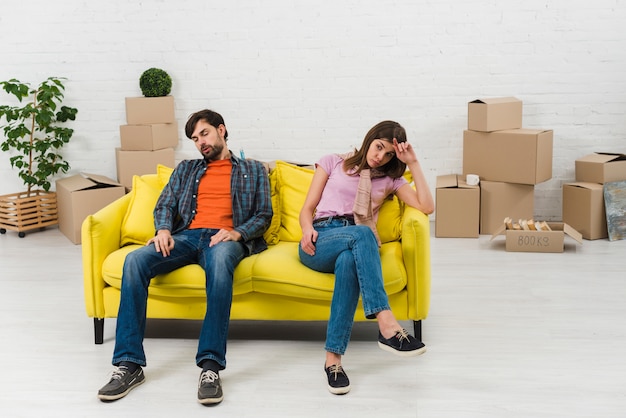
[1,0,625,220]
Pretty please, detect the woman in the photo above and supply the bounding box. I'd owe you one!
[298,120,434,395]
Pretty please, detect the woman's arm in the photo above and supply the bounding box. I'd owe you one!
[299,167,330,256]
[393,140,435,215]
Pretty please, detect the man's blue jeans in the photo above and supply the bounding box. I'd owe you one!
[298,218,391,355]
[112,228,246,370]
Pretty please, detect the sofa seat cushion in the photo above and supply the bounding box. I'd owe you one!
[250,241,407,300]
[101,241,407,300]
[102,245,256,297]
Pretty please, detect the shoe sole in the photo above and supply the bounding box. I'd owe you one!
[97,377,145,401]
[324,371,351,395]
[328,384,351,395]
[198,394,224,405]
[378,342,427,357]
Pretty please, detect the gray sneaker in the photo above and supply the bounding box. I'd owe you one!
[98,365,145,401]
[198,370,223,405]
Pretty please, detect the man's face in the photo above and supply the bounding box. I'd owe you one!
[191,120,228,161]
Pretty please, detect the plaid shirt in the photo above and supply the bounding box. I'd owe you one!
[154,153,272,255]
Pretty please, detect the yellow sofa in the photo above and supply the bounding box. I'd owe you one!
[82,161,431,344]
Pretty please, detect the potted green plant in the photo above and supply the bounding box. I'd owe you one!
[0,76,78,237]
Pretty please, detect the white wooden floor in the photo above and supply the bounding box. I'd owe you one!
[1,224,625,418]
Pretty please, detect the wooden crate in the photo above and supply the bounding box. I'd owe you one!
[0,190,58,234]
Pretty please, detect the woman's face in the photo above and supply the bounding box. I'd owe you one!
[366,138,396,169]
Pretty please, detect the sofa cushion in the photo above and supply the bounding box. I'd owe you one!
[263,168,281,245]
[157,164,174,186]
[102,245,257,297]
[250,241,407,299]
[120,175,162,246]
[274,161,314,242]
[101,241,407,300]
[377,196,403,243]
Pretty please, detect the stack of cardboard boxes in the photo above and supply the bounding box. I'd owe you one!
[436,97,554,239]
[563,152,626,240]
[54,96,179,244]
[116,96,178,190]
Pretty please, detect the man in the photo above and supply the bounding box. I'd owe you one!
[98,109,272,405]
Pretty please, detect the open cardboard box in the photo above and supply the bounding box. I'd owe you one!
[56,173,126,244]
[490,222,582,253]
[435,174,480,238]
[575,152,626,184]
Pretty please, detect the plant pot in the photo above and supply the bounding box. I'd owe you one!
[0,190,58,237]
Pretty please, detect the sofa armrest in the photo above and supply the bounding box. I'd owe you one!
[401,206,431,320]
[82,193,131,318]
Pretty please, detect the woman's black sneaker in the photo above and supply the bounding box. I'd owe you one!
[378,329,427,357]
[324,364,350,395]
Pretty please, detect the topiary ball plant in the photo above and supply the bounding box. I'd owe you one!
[139,68,172,97]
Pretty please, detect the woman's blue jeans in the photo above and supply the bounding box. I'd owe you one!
[112,228,246,370]
[298,218,390,355]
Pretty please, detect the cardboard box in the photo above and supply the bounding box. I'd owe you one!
[468,97,523,132]
[490,222,583,253]
[480,181,534,235]
[435,174,480,238]
[562,182,607,240]
[56,174,125,244]
[115,148,175,190]
[120,122,179,151]
[125,96,175,124]
[575,152,626,184]
[463,129,553,185]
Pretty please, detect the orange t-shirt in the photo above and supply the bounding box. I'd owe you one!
[188,160,233,230]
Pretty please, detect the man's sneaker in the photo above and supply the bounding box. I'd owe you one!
[324,364,350,395]
[98,365,145,401]
[378,329,427,357]
[198,370,224,405]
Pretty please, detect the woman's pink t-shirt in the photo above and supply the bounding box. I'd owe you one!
[314,154,407,221]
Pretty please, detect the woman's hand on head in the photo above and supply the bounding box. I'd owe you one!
[392,138,418,165]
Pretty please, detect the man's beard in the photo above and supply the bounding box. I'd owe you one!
[201,143,224,161]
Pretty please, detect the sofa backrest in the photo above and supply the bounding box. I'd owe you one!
[119,162,403,247]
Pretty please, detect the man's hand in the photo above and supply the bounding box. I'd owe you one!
[147,229,175,257]
[210,229,242,247]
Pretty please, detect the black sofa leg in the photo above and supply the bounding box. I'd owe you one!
[94,318,104,344]
[413,320,422,342]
